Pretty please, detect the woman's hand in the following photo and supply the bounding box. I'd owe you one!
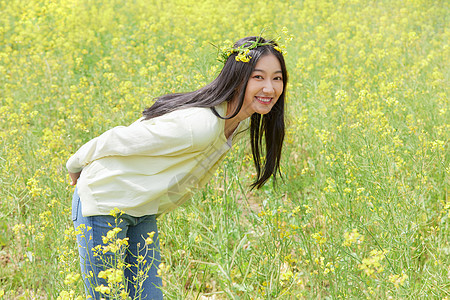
[69,171,81,186]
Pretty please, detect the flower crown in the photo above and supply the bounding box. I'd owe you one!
[214,38,285,64]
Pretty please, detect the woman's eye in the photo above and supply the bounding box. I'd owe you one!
[254,75,263,79]
[274,76,283,81]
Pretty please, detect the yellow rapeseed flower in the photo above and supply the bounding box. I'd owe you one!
[110,208,124,218]
[388,272,408,288]
[145,231,155,245]
[94,285,111,295]
[63,272,80,285]
[311,231,327,244]
[358,249,388,277]
[342,229,364,247]
[98,268,124,284]
[235,51,251,63]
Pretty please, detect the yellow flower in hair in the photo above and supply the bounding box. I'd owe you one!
[235,48,251,62]
[215,38,281,63]
[236,52,251,62]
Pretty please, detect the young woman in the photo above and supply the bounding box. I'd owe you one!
[68,36,288,299]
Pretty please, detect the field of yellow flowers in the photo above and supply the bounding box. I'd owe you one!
[0,0,448,298]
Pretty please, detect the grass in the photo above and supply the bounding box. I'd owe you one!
[0,0,448,299]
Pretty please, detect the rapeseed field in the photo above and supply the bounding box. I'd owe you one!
[0,0,448,298]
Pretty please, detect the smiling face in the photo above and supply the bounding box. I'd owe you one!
[240,53,284,119]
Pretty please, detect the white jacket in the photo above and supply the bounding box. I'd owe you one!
[67,102,247,217]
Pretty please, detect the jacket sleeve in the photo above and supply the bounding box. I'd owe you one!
[66,116,193,173]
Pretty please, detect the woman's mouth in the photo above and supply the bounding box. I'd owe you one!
[255,96,273,104]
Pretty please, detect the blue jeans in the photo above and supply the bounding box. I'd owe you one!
[72,189,163,299]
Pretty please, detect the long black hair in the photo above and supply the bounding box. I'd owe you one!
[142,36,288,189]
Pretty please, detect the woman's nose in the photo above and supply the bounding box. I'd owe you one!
[262,81,275,94]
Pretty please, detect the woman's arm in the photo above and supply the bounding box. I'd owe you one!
[66,115,193,174]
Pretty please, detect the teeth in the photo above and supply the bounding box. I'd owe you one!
[256,97,272,103]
